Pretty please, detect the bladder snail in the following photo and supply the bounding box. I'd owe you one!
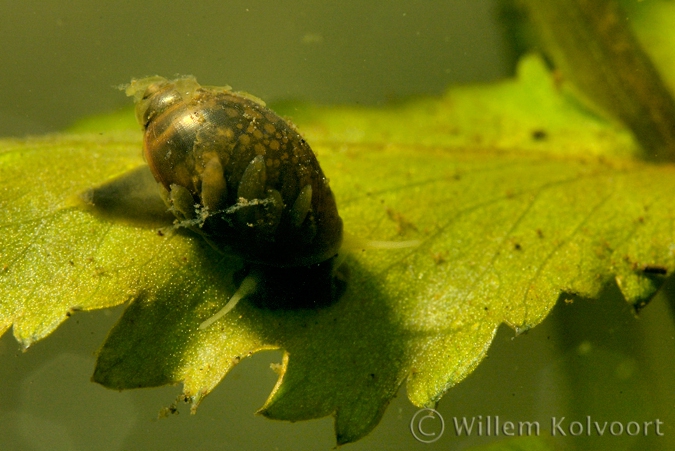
[126,76,418,329]
[126,76,344,328]
[127,76,343,265]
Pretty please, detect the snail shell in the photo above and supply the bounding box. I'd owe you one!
[125,76,343,268]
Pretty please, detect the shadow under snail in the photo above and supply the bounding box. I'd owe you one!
[125,76,417,329]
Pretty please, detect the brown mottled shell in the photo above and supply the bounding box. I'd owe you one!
[126,76,343,267]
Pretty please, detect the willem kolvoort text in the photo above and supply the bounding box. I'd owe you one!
[452,416,664,437]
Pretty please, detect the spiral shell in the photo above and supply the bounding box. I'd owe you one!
[126,76,343,268]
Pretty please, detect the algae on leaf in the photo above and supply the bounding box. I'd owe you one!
[2,50,675,444]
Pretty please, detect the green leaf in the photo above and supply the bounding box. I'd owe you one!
[2,55,675,445]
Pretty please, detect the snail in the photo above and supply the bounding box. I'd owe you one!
[125,76,417,329]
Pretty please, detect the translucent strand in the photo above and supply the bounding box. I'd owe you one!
[199,274,258,329]
[332,231,421,270]
[340,231,420,252]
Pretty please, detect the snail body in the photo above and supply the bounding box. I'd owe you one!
[126,76,343,268]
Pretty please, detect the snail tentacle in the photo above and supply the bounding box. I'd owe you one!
[198,273,259,330]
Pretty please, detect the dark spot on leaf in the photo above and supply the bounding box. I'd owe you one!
[514,243,522,251]
[432,252,446,265]
[386,207,418,235]
[157,230,164,237]
[536,229,544,238]
[531,129,548,141]
[642,265,667,275]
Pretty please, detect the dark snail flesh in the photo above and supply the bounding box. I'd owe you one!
[125,76,344,327]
